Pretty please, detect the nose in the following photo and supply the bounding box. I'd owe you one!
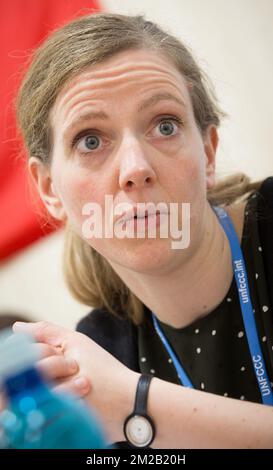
[118,134,156,191]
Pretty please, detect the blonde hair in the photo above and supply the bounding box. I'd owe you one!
[16,13,261,325]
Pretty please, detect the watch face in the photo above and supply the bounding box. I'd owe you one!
[124,415,154,447]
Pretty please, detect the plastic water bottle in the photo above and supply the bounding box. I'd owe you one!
[0,329,109,449]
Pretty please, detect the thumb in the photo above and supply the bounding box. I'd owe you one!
[13,321,66,348]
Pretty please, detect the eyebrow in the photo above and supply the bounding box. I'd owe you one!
[63,92,186,138]
[63,111,109,139]
[137,92,186,112]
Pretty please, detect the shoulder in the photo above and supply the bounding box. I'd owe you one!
[255,176,273,227]
[256,177,273,245]
[225,177,273,243]
[254,177,273,306]
[258,176,273,206]
[243,177,273,262]
[77,306,135,336]
[256,177,273,223]
[76,307,140,372]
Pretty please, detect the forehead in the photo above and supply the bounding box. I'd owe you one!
[51,48,191,125]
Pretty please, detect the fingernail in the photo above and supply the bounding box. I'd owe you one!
[13,322,28,330]
[74,376,89,389]
[66,358,78,372]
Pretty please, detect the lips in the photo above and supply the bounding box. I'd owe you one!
[133,210,162,219]
[116,206,168,225]
[133,211,153,219]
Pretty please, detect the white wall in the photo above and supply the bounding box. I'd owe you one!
[0,0,272,329]
[103,0,273,179]
[0,229,88,328]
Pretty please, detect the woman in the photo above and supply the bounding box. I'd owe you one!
[13,13,273,448]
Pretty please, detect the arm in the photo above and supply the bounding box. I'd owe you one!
[13,321,273,449]
[145,376,273,449]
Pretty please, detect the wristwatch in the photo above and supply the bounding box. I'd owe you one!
[123,374,156,448]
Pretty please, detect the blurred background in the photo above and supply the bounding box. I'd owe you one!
[0,0,272,329]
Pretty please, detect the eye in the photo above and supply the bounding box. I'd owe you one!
[159,120,176,135]
[154,117,182,138]
[73,133,102,154]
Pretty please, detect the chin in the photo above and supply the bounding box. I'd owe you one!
[106,237,182,274]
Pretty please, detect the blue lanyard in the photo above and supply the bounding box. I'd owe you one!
[152,205,273,406]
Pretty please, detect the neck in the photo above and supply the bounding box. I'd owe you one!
[109,201,246,329]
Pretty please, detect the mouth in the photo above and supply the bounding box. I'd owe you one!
[118,208,167,224]
[133,212,151,219]
[113,199,171,230]
[117,210,169,233]
[132,210,161,219]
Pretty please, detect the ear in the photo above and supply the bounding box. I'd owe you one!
[28,157,67,222]
[203,125,218,190]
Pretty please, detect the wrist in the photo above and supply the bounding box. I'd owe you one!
[116,371,141,443]
[123,374,156,448]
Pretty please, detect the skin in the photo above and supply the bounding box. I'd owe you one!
[16,48,263,448]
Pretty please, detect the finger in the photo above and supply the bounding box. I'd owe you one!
[36,355,79,380]
[13,321,65,347]
[33,342,64,360]
[53,375,91,398]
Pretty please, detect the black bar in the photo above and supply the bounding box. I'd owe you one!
[0,449,273,466]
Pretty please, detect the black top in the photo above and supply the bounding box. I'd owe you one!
[77,177,273,447]
[138,185,273,401]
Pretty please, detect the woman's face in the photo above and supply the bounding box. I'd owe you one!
[33,48,217,273]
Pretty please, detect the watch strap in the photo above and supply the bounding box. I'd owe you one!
[134,374,153,415]
[123,373,156,447]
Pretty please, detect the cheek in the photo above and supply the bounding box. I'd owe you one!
[165,149,206,204]
[56,166,106,226]
[158,125,206,198]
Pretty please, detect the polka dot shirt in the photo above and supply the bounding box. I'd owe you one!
[137,183,273,404]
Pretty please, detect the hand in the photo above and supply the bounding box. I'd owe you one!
[33,341,86,395]
[0,341,81,415]
[13,321,140,444]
